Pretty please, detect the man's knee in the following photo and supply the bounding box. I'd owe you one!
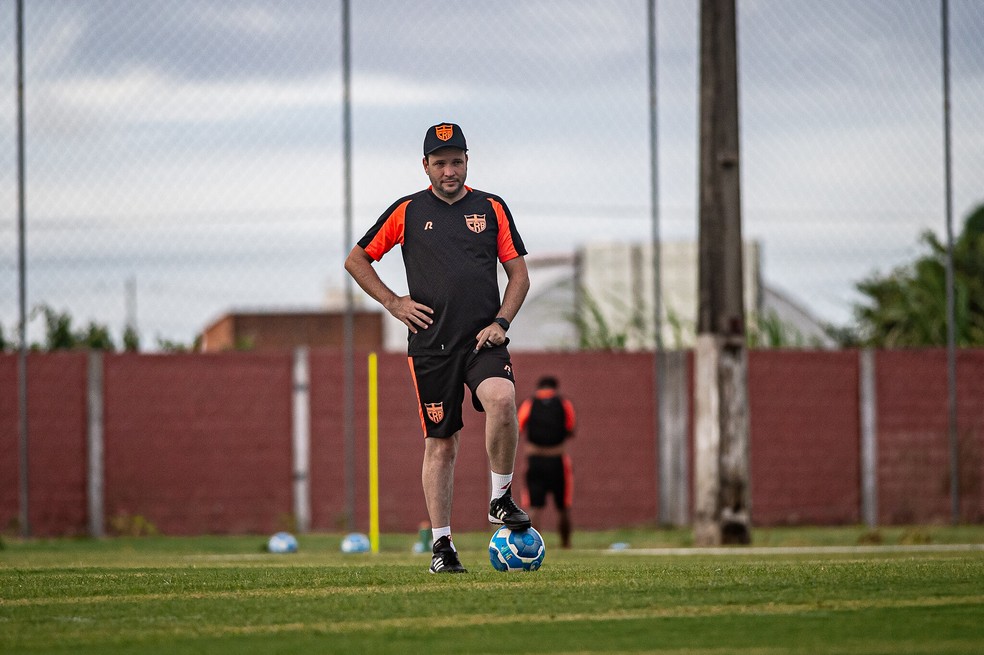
[424,434,459,463]
[477,379,516,417]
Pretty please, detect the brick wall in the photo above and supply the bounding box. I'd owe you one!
[102,353,295,535]
[877,350,984,524]
[1,349,981,536]
[0,355,16,532]
[748,351,860,525]
[0,353,89,536]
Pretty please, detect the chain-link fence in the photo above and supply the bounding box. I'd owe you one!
[1,0,982,350]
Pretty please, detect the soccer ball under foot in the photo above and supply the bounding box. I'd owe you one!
[489,526,545,572]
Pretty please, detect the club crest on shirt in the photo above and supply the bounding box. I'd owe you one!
[425,402,444,423]
[465,214,487,233]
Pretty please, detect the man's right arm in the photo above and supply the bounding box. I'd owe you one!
[344,246,434,334]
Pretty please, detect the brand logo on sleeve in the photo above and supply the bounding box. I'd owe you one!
[465,214,486,233]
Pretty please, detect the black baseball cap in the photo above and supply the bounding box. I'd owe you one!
[423,122,468,156]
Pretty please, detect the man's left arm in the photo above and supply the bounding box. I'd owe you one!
[475,256,530,350]
[497,256,530,324]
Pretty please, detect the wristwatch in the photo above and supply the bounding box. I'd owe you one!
[493,317,510,332]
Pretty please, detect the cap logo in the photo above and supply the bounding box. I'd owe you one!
[465,214,486,233]
[435,124,454,142]
[425,402,444,423]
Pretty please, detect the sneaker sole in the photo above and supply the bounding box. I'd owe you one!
[488,514,532,530]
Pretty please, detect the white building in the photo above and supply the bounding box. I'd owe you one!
[509,241,833,351]
[375,241,832,352]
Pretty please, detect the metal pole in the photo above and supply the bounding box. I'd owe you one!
[647,3,662,354]
[341,0,356,531]
[15,0,30,539]
[647,0,667,524]
[940,0,959,525]
[648,0,663,353]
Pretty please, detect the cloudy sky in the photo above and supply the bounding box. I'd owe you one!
[0,0,981,347]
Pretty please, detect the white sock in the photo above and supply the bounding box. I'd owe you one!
[432,526,453,550]
[490,471,513,500]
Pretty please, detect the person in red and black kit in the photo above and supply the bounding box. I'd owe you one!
[345,122,532,574]
[518,375,576,548]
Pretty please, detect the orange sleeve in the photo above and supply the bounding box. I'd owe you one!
[562,398,576,434]
[363,200,409,261]
[517,398,532,432]
[489,198,521,263]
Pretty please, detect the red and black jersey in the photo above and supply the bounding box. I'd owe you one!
[358,186,526,355]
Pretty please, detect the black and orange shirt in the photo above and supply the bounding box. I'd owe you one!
[358,186,527,356]
[518,389,576,447]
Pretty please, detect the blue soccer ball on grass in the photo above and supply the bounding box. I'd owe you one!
[267,532,298,554]
[340,532,371,553]
[489,526,545,572]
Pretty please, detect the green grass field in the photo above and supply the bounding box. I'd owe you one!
[2,526,983,654]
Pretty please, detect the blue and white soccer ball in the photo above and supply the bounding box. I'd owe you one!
[340,532,371,553]
[489,526,545,572]
[267,531,298,554]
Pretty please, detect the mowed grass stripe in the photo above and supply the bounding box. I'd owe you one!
[5,592,981,628]
[1,578,591,607]
[173,596,984,637]
[7,600,982,655]
[5,563,980,608]
[3,536,984,655]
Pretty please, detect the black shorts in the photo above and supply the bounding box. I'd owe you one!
[408,343,515,438]
[525,454,573,510]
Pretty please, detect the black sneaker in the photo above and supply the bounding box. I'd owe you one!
[488,486,532,530]
[429,536,467,574]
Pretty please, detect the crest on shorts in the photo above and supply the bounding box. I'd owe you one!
[425,402,444,423]
[465,214,487,233]
[435,124,454,141]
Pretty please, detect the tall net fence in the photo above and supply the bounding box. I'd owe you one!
[0,0,982,351]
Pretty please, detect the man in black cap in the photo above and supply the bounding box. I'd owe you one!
[345,122,532,574]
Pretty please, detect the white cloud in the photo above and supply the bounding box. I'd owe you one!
[198,6,286,37]
[33,68,337,127]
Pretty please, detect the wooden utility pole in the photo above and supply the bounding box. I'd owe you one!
[694,0,751,546]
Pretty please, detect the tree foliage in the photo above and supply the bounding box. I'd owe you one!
[24,304,140,352]
[846,204,984,347]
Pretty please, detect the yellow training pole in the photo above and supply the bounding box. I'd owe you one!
[368,352,379,553]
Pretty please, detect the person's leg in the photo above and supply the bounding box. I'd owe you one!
[423,432,467,573]
[477,377,531,529]
[466,350,529,529]
[526,457,547,530]
[475,376,519,475]
[557,507,572,548]
[410,353,468,573]
[557,454,573,547]
[422,432,459,530]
